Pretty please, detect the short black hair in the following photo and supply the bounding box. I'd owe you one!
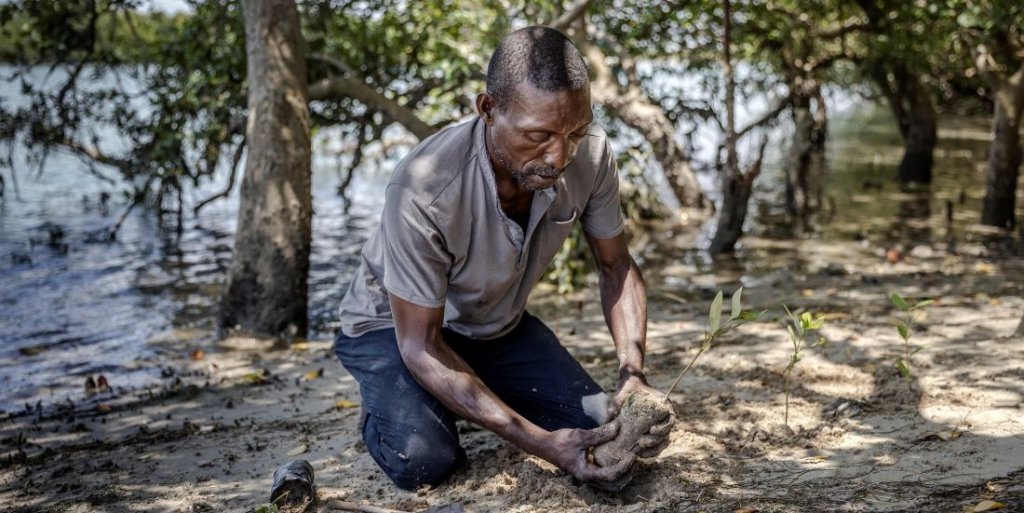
[486,26,589,109]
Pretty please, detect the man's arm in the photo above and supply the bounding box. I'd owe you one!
[586,231,674,457]
[586,232,648,388]
[388,294,635,486]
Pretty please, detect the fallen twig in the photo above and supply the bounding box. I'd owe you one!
[325,498,408,513]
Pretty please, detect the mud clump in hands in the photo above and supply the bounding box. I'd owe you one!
[590,388,674,469]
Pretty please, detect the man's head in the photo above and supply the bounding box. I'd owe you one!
[477,26,593,192]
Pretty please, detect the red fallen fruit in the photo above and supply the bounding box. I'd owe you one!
[886,248,904,264]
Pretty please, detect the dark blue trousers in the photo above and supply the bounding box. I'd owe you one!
[333,312,606,490]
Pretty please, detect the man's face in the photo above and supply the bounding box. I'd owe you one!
[481,82,593,192]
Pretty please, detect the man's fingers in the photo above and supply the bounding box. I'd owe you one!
[581,421,620,447]
[590,451,637,483]
[606,403,621,419]
[652,405,673,423]
[647,416,674,437]
[588,459,636,492]
[635,434,670,458]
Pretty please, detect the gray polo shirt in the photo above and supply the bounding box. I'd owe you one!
[338,116,623,340]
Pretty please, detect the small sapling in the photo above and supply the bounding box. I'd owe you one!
[663,287,762,399]
[591,288,761,476]
[781,306,827,427]
[889,293,933,382]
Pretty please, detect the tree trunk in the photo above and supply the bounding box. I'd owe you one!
[612,93,705,208]
[810,90,828,209]
[981,98,1022,229]
[855,0,937,185]
[786,93,814,216]
[897,79,937,185]
[220,0,312,338]
[580,41,705,208]
[871,62,937,184]
[709,172,754,253]
[709,0,761,255]
[786,89,828,220]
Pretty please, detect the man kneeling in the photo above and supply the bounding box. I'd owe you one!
[334,26,674,491]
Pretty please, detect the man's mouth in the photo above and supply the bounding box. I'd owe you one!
[531,168,561,180]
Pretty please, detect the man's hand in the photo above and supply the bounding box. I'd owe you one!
[539,422,637,491]
[610,372,675,458]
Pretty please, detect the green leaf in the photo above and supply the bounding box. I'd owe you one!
[890,293,910,311]
[709,290,723,334]
[895,358,911,379]
[897,323,909,341]
[800,311,813,330]
[786,324,797,344]
[910,344,927,355]
[792,351,803,363]
[809,314,826,330]
[738,310,762,321]
[730,287,743,320]
[913,299,934,310]
[814,336,827,347]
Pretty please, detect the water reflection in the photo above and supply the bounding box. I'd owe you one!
[895,188,933,243]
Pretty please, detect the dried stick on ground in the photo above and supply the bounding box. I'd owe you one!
[326,498,410,513]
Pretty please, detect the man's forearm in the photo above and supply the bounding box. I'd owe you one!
[599,256,648,383]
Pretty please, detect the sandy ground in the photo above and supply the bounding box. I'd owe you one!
[2,236,1023,513]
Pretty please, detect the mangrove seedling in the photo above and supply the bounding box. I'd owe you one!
[889,293,933,382]
[664,287,762,399]
[590,288,761,476]
[781,306,827,427]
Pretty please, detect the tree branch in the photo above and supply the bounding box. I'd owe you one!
[102,176,154,242]
[1008,61,1024,105]
[667,101,724,131]
[194,137,246,214]
[736,95,792,139]
[337,121,369,200]
[814,19,871,40]
[550,0,595,32]
[309,52,357,76]
[808,50,858,72]
[58,137,129,184]
[308,76,436,140]
[742,134,770,185]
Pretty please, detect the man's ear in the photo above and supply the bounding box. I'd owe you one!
[476,92,496,124]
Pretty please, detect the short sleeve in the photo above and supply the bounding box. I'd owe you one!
[580,137,625,239]
[380,184,450,308]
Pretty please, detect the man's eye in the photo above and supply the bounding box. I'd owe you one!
[525,132,549,143]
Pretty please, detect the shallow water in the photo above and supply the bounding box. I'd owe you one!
[0,77,1015,413]
[649,110,1014,284]
[0,64,392,411]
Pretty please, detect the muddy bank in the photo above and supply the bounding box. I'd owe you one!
[1,236,1023,513]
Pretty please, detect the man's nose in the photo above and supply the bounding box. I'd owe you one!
[543,137,576,170]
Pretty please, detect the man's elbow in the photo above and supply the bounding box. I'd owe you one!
[599,255,640,282]
[396,336,432,374]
